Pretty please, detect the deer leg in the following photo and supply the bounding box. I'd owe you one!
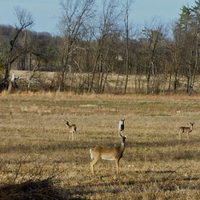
[116,159,120,175]
[74,131,77,140]
[179,132,180,139]
[179,131,182,140]
[90,163,94,175]
[90,158,100,175]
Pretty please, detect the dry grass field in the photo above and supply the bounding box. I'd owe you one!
[1,92,200,199]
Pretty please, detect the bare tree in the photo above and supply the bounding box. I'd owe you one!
[142,20,166,94]
[122,0,133,94]
[88,0,122,93]
[3,6,33,91]
[58,0,95,92]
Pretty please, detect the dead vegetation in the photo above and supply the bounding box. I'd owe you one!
[0,178,64,200]
[1,92,200,199]
[9,70,200,94]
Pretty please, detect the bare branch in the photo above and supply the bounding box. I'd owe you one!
[14,6,34,29]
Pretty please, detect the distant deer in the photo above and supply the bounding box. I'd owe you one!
[66,121,77,140]
[89,133,127,175]
[118,119,125,134]
[179,122,194,139]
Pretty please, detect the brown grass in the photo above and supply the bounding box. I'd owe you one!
[10,69,200,94]
[1,92,200,199]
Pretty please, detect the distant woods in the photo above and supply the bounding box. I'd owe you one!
[1,0,200,95]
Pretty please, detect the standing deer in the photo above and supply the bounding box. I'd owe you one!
[66,121,77,140]
[118,119,125,134]
[179,122,194,139]
[89,133,127,175]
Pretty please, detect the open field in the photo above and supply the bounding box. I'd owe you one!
[10,69,200,94]
[1,92,200,199]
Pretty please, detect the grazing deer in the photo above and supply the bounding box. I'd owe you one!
[118,119,125,134]
[179,122,194,139]
[90,133,127,175]
[66,121,77,140]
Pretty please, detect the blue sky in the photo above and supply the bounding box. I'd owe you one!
[0,0,196,35]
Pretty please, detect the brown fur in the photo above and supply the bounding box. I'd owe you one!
[90,134,126,175]
[179,122,194,139]
[66,121,77,140]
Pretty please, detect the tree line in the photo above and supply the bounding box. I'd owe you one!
[0,0,200,95]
